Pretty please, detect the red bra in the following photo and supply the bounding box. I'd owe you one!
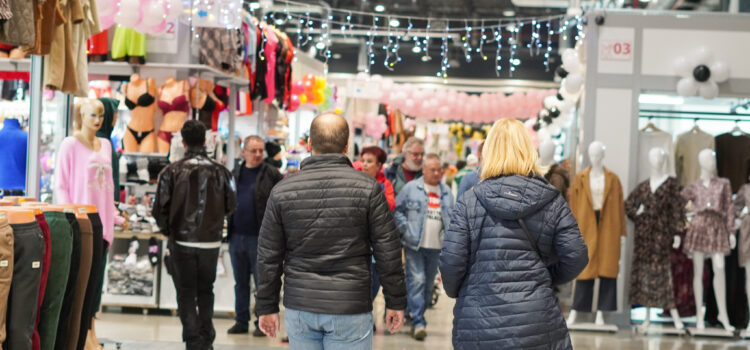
[157,95,190,114]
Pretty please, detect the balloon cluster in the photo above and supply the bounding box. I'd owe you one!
[100,0,183,34]
[351,72,557,123]
[674,47,729,100]
[288,74,337,112]
[363,113,388,139]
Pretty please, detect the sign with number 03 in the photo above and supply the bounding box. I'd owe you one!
[600,39,633,61]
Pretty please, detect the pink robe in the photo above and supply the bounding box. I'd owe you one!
[263,26,278,105]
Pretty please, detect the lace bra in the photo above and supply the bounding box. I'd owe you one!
[124,93,156,110]
[158,95,190,114]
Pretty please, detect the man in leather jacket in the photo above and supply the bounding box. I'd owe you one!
[256,113,407,349]
[153,120,237,350]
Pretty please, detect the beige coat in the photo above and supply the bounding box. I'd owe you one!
[568,167,627,280]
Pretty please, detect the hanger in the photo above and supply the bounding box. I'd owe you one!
[0,207,37,224]
[690,118,702,133]
[641,117,663,133]
[731,120,746,136]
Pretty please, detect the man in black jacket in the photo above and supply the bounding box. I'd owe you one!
[153,120,237,350]
[227,135,284,336]
[257,113,407,349]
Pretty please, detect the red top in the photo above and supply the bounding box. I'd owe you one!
[403,168,417,183]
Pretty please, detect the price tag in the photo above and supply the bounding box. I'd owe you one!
[600,39,633,61]
[78,207,87,214]
[32,261,40,269]
[0,212,5,221]
[0,260,8,267]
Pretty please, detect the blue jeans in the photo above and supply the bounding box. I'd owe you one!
[229,234,260,326]
[285,308,373,350]
[405,247,440,328]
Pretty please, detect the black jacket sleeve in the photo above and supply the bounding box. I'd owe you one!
[547,196,588,285]
[256,190,286,315]
[152,167,173,236]
[368,182,407,311]
[440,197,471,298]
[224,168,238,217]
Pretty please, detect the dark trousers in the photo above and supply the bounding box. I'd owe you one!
[5,222,44,350]
[228,234,259,327]
[55,214,81,350]
[572,277,618,312]
[39,212,73,350]
[170,241,220,349]
[63,217,93,350]
[76,214,104,350]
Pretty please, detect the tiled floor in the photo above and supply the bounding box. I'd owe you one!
[96,294,750,349]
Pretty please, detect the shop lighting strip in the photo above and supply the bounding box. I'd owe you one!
[639,114,750,122]
[640,109,750,118]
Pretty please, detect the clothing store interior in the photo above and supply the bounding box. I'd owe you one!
[1,0,750,349]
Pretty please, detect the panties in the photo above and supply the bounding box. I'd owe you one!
[128,127,153,145]
[157,130,174,144]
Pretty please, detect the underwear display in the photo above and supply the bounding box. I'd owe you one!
[126,127,154,145]
[157,95,190,115]
[157,130,174,145]
[124,92,155,110]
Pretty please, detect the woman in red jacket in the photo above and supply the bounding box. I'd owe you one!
[359,146,396,211]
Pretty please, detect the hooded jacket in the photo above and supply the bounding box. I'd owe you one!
[440,175,588,350]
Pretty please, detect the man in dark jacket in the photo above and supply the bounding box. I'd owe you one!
[153,120,237,350]
[227,135,284,336]
[385,137,424,196]
[256,113,407,348]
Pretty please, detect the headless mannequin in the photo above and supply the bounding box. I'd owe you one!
[567,141,609,326]
[638,148,685,329]
[539,139,556,167]
[122,74,157,153]
[157,78,191,154]
[691,149,735,331]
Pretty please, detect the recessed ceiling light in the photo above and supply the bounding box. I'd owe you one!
[315,42,326,50]
[374,4,386,12]
[412,46,421,54]
[389,19,400,27]
[511,58,521,65]
[275,19,284,25]
[503,10,516,17]
[249,2,260,10]
[421,55,431,62]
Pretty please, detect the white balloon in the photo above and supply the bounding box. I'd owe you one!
[563,73,584,94]
[165,0,183,20]
[562,49,580,72]
[98,0,118,17]
[710,61,730,83]
[116,0,141,27]
[674,56,692,78]
[699,81,719,100]
[543,95,558,110]
[537,128,551,143]
[676,77,698,97]
[140,1,165,28]
[558,99,576,113]
[694,46,713,66]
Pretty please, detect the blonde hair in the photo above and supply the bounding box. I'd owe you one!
[480,119,541,180]
[73,98,105,131]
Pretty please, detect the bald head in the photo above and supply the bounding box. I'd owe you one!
[310,112,350,155]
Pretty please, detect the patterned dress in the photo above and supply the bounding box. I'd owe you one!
[681,178,734,255]
[625,177,685,309]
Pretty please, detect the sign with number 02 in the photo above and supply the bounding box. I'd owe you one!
[600,39,633,61]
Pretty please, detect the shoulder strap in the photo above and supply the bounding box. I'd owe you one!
[517,219,543,258]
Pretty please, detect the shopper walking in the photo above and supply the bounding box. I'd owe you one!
[456,141,483,199]
[393,153,454,341]
[256,113,407,349]
[439,119,588,350]
[226,136,284,336]
[153,120,237,350]
[386,137,424,196]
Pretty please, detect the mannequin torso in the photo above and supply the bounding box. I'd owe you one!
[123,74,157,153]
[157,78,191,153]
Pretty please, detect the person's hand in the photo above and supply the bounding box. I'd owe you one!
[384,309,404,334]
[259,313,280,338]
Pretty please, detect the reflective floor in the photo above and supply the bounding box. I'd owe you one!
[96,294,750,349]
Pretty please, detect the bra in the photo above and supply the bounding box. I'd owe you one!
[124,93,156,110]
[158,95,190,114]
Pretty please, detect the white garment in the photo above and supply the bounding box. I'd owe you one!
[419,184,444,250]
[637,130,675,182]
[590,172,605,210]
[176,241,222,249]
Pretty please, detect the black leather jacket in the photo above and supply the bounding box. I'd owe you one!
[256,154,407,316]
[153,148,237,242]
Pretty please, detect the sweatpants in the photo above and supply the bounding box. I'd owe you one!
[75,213,104,350]
[33,213,53,350]
[62,217,92,350]
[0,221,14,344]
[38,212,73,350]
[54,214,81,350]
[4,221,44,350]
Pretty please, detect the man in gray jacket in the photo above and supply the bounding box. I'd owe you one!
[256,113,407,349]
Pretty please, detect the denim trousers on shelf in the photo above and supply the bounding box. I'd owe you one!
[404,247,440,328]
[285,308,373,350]
[228,234,260,327]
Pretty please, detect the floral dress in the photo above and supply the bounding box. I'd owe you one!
[681,178,734,255]
[625,177,685,309]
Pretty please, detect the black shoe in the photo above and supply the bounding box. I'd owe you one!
[227,323,249,334]
[252,327,266,337]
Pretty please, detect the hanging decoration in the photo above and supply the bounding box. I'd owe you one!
[108,0,183,34]
[674,47,729,100]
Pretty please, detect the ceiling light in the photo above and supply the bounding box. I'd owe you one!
[275,19,284,25]
[421,55,432,62]
[412,46,421,54]
[315,42,326,50]
[248,2,260,10]
[511,58,521,65]
[374,4,386,12]
[333,53,342,59]
[389,19,400,27]
[503,10,516,17]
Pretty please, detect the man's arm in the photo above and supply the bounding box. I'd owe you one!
[369,182,407,311]
[152,168,172,236]
[224,168,238,217]
[256,191,286,316]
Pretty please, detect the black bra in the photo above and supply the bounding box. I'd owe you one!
[124,93,156,110]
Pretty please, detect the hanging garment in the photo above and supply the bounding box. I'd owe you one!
[567,167,627,280]
[0,0,10,22]
[75,213,103,350]
[111,26,146,63]
[669,229,696,317]
[625,177,684,309]
[0,118,28,191]
[674,129,715,186]
[681,177,734,255]
[715,133,750,193]
[544,163,570,201]
[86,30,108,61]
[38,212,73,350]
[26,0,64,56]
[54,214,81,350]
[0,221,13,345]
[32,214,53,350]
[44,0,83,94]
[637,130,675,182]
[262,26,278,105]
[251,25,268,101]
[71,0,101,97]
[197,28,243,75]
[0,0,35,46]
[735,184,750,267]
[4,221,44,350]
[97,98,121,203]
[61,216,92,350]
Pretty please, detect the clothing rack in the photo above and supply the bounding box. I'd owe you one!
[639,114,750,123]
[639,109,750,119]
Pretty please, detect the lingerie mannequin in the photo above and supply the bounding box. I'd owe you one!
[191,79,219,130]
[122,74,157,153]
[682,149,736,332]
[156,78,191,154]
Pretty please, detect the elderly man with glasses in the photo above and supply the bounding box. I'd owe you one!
[386,137,425,196]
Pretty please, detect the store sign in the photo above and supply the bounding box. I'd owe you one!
[597,27,635,75]
[146,20,179,54]
[600,39,633,61]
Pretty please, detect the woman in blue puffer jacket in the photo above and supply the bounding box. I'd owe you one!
[440,119,589,350]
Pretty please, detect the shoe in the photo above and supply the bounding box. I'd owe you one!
[252,327,266,337]
[412,326,427,341]
[227,323,249,334]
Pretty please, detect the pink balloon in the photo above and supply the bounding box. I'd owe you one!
[288,94,301,112]
[100,14,116,30]
[292,80,305,95]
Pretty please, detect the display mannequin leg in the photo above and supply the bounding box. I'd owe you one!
[692,252,706,329]
[710,253,735,331]
[669,308,685,329]
[642,307,651,327]
[566,310,578,325]
[594,311,605,325]
[746,267,750,332]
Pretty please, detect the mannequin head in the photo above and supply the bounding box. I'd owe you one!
[649,147,667,172]
[73,99,105,133]
[588,141,606,168]
[538,139,556,166]
[698,149,717,173]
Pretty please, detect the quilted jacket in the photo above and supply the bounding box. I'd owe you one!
[256,154,407,316]
[440,175,588,350]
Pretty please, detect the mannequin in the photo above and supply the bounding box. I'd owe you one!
[567,141,626,327]
[683,149,736,331]
[122,74,157,153]
[628,148,684,329]
[156,78,191,154]
[538,139,556,167]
